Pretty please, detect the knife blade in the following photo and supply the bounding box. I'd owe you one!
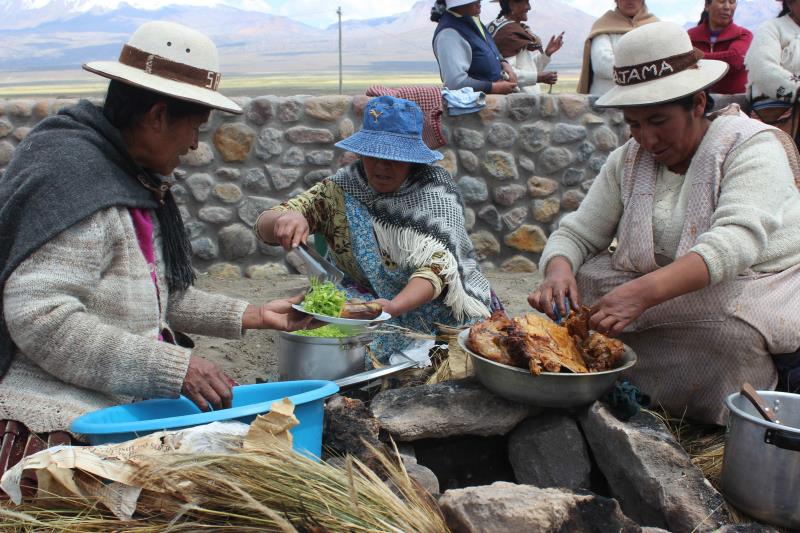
[296,242,344,285]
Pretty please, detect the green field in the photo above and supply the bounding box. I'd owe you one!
[0,71,580,99]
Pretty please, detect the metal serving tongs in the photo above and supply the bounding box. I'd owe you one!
[295,242,345,285]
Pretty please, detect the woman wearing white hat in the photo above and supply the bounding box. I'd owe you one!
[0,21,314,474]
[577,0,659,95]
[431,0,518,94]
[746,0,800,142]
[529,21,800,424]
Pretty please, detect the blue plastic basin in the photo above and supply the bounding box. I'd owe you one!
[70,380,339,458]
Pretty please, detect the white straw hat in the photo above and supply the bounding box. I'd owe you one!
[446,0,479,8]
[595,21,729,108]
[83,21,241,114]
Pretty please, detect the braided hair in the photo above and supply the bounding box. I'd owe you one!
[780,0,790,16]
[698,0,711,25]
[431,0,446,21]
[498,0,512,17]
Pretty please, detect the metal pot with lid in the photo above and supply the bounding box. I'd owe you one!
[721,389,800,529]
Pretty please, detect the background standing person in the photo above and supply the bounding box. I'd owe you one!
[0,21,314,474]
[745,0,800,142]
[688,0,752,95]
[432,0,518,94]
[577,0,659,95]
[487,0,564,95]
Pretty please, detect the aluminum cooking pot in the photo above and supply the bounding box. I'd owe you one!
[721,390,800,529]
[278,331,372,382]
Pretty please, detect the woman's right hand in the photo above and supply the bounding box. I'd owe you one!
[491,80,518,94]
[272,211,310,250]
[181,355,236,412]
[527,256,581,320]
[538,71,559,85]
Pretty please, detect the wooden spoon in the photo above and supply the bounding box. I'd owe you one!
[741,382,781,425]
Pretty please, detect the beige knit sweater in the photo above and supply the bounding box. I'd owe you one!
[0,207,250,434]
[745,15,800,101]
[541,118,800,284]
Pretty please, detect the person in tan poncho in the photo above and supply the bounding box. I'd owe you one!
[577,0,659,95]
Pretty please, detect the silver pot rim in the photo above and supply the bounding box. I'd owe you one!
[725,391,800,434]
[279,330,373,345]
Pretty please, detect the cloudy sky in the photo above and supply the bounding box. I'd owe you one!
[69,0,702,27]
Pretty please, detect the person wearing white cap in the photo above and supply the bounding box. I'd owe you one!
[0,21,314,472]
[529,21,800,425]
[431,0,518,94]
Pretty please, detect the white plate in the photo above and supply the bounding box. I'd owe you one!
[291,304,392,325]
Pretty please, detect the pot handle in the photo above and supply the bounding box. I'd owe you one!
[765,429,800,452]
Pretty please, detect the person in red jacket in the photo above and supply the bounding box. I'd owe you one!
[688,0,752,94]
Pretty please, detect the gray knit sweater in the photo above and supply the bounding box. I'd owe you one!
[541,119,800,283]
[0,207,250,434]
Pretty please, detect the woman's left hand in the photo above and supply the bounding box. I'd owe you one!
[372,298,397,318]
[545,32,565,57]
[588,280,649,337]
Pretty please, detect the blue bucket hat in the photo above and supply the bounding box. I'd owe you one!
[335,95,444,164]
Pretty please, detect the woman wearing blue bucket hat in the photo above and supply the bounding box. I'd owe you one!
[256,96,494,361]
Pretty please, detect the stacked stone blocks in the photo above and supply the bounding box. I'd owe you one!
[0,94,627,278]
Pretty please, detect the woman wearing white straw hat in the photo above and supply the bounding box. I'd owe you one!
[431,0,518,94]
[0,21,314,475]
[529,21,800,425]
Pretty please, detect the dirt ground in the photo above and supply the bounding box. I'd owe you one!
[194,271,541,384]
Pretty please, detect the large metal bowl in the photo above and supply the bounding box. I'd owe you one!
[457,329,637,408]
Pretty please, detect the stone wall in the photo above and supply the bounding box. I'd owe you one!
[0,94,629,277]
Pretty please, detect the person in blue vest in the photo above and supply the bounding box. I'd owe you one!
[431,0,518,94]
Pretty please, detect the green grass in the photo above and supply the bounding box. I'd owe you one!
[0,71,579,98]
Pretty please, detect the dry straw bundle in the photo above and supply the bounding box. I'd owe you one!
[0,444,450,532]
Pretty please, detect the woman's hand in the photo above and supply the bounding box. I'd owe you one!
[491,80,518,94]
[545,32,565,57]
[181,355,236,411]
[528,256,580,320]
[272,211,310,250]
[372,298,396,317]
[242,295,318,332]
[538,71,559,85]
[588,280,649,337]
[501,62,518,84]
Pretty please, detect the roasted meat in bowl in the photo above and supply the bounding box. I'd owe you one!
[459,309,636,407]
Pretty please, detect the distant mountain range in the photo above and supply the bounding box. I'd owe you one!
[0,0,779,74]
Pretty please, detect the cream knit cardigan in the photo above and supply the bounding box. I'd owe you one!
[746,15,800,101]
[541,118,800,284]
[0,207,250,434]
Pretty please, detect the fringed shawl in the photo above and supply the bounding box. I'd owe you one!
[331,162,491,321]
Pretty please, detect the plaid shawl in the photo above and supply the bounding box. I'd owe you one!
[366,85,446,149]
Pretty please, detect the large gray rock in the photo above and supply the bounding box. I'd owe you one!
[580,402,730,532]
[439,482,640,533]
[508,414,592,490]
[371,380,535,441]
